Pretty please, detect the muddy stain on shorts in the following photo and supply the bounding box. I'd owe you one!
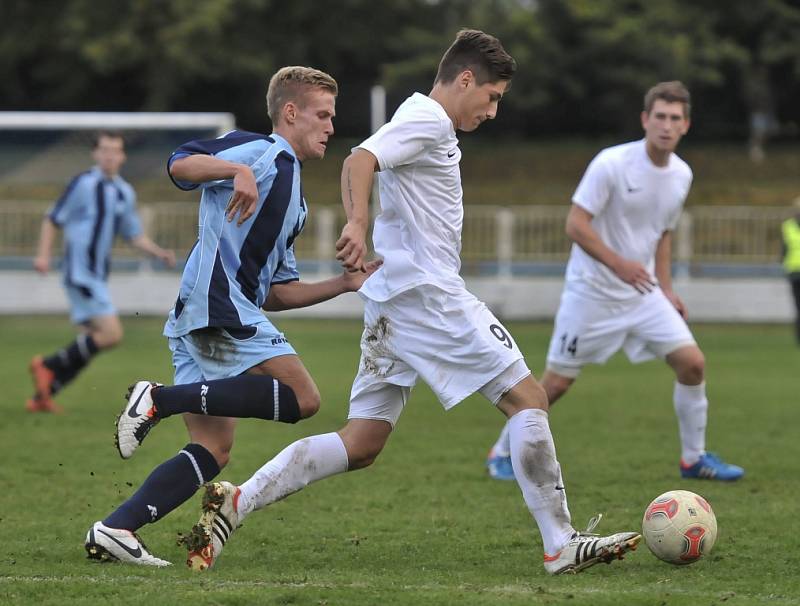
[362,315,395,377]
[190,327,239,364]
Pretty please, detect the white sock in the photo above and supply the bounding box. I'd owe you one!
[238,432,349,516]
[674,381,708,465]
[508,408,574,555]
[491,420,512,457]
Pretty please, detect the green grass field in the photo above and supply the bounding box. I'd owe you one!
[1,316,799,605]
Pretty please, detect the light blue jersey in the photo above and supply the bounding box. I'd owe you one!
[48,167,142,313]
[164,130,307,339]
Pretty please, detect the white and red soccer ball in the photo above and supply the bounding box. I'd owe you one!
[642,490,718,565]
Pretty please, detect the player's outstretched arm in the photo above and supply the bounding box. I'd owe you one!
[33,218,58,274]
[129,234,176,268]
[262,259,383,311]
[336,149,378,272]
[566,204,655,294]
[169,155,258,225]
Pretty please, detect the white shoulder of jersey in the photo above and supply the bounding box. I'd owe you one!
[597,140,692,179]
[596,140,645,165]
[357,93,452,171]
[390,95,450,139]
[669,152,693,181]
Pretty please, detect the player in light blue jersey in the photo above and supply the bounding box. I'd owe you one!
[86,67,381,567]
[28,131,175,413]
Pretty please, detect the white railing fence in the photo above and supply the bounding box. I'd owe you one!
[0,201,791,273]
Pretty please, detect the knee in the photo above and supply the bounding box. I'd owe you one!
[339,429,389,471]
[106,330,124,348]
[213,449,231,469]
[346,444,383,470]
[191,438,233,469]
[297,385,321,419]
[542,374,572,405]
[207,443,233,469]
[497,374,550,417]
[92,325,123,349]
[529,380,549,410]
[677,350,705,384]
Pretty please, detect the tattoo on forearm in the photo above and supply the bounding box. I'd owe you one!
[346,168,354,212]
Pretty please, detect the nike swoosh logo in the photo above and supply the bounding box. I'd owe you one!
[627,187,641,193]
[447,151,456,158]
[127,385,149,418]
[97,529,142,558]
[555,485,565,491]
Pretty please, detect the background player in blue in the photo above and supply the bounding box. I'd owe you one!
[85,67,381,566]
[28,131,176,413]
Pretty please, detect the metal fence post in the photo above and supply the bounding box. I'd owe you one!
[138,204,156,273]
[675,211,693,278]
[316,207,336,274]
[497,208,514,277]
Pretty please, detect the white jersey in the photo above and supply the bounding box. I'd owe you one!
[566,139,693,301]
[356,92,465,302]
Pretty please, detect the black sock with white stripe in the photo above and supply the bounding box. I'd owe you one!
[152,375,301,423]
[103,443,220,532]
[43,334,99,394]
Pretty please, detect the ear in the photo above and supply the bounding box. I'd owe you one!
[640,110,649,130]
[283,102,297,124]
[680,118,691,135]
[458,69,474,89]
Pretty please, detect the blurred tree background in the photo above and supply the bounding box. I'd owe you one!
[0,0,798,205]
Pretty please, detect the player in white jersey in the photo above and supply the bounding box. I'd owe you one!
[487,81,744,483]
[183,29,640,576]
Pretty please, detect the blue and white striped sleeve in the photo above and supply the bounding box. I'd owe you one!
[117,189,143,240]
[167,130,272,191]
[48,173,87,226]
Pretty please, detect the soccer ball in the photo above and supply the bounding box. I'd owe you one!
[642,490,717,565]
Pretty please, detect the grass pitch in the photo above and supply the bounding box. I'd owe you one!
[1,316,798,605]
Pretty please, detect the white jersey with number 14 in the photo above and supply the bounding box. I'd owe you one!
[566,139,693,301]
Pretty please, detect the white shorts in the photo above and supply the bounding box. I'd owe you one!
[348,285,530,427]
[546,285,696,378]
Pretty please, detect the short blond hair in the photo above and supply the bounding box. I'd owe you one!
[266,66,338,125]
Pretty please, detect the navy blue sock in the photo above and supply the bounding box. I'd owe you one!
[153,375,301,423]
[103,443,220,532]
[43,334,100,394]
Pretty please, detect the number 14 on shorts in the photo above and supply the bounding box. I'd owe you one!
[560,333,579,356]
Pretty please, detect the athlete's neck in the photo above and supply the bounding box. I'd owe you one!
[644,141,671,167]
[429,85,459,130]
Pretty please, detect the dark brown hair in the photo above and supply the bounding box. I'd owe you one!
[434,29,516,85]
[644,81,691,118]
[93,130,125,148]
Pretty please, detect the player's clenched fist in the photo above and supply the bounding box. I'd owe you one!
[335,222,368,272]
[225,166,259,226]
